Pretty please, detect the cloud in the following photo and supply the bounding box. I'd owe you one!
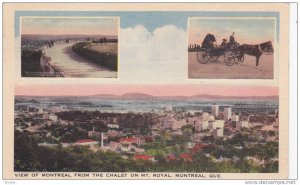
[119,25,187,83]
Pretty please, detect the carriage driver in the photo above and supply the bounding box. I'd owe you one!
[229,32,237,49]
[229,32,235,43]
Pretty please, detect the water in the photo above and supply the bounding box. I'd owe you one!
[27,97,278,114]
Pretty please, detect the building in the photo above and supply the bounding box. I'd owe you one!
[213,128,224,139]
[107,123,119,129]
[208,120,225,130]
[134,155,155,162]
[38,108,43,114]
[159,117,175,130]
[202,112,210,120]
[42,113,50,120]
[119,137,145,146]
[231,115,240,122]
[223,107,232,121]
[195,120,208,132]
[88,126,101,139]
[274,111,279,127]
[106,130,121,137]
[211,104,219,116]
[165,106,173,112]
[172,119,187,130]
[48,114,58,122]
[236,121,249,130]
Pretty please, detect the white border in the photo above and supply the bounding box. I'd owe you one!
[289,2,298,179]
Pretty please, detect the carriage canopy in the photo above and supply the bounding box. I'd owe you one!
[201,33,216,49]
[203,33,216,43]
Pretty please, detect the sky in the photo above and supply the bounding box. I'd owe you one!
[188,18,275,45]
[15,84,279,97]
[15,11,279,37]
[22,17,118,35]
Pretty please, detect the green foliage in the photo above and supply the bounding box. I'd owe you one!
[72,42,117,71]
[14,130,278,173]
[21,49,43,77]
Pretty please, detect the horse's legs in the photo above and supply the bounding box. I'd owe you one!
[255,55,261,69]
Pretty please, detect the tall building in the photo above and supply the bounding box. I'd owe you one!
[231,115,239,122]
[224,107,232,121]
[213,128,224,139]
[195,120,208,132]
[208,120,225,129]
[236,121,249,130]
[211,104,219,116]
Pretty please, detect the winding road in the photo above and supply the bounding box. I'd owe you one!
[44,42,117,78]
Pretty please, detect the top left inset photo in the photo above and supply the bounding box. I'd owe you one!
[20,17,119,78]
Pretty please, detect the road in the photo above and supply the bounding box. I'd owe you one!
[44,43,117,78]
[188,52,274,79]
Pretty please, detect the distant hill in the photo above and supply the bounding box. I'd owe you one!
[91,93,278,101]
[93,93,155,99]
[121,93,154,99]
[14,98,40,104]
[191,94,278,101]
[14,99,23,103]
[93,94,119,99]
[27,99,40,104]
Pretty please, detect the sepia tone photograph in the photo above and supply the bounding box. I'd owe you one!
[14,85,279,173]
[188,18,275,79]
[20,17,119,78]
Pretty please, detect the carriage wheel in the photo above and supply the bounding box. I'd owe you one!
[224,51,236,66]
[197,49,210,64]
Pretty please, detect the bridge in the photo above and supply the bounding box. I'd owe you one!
[232,104,278,109]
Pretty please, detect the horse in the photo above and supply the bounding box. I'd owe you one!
[236,41,274,68]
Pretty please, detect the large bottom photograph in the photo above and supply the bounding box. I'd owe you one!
[14,84,279,173]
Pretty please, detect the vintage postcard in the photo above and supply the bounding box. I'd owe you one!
[188,18,276,79]
[3,3,290,181]
[20,17,119,78]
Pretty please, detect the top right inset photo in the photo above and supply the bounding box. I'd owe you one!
[188,18,275,79]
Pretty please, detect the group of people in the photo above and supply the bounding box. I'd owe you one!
[220,32,238,50]
[202,32,238,50]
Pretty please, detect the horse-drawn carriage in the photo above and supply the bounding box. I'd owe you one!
[196,33,274,68]
[197,33,244,66]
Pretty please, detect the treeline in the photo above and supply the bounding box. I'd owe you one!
[72,42,117,71]
[89,37,118,43]
[15,130,277,173]
[188,44,201,52]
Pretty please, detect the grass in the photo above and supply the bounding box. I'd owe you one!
[72,42,118,71]
[89,43,118,55]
